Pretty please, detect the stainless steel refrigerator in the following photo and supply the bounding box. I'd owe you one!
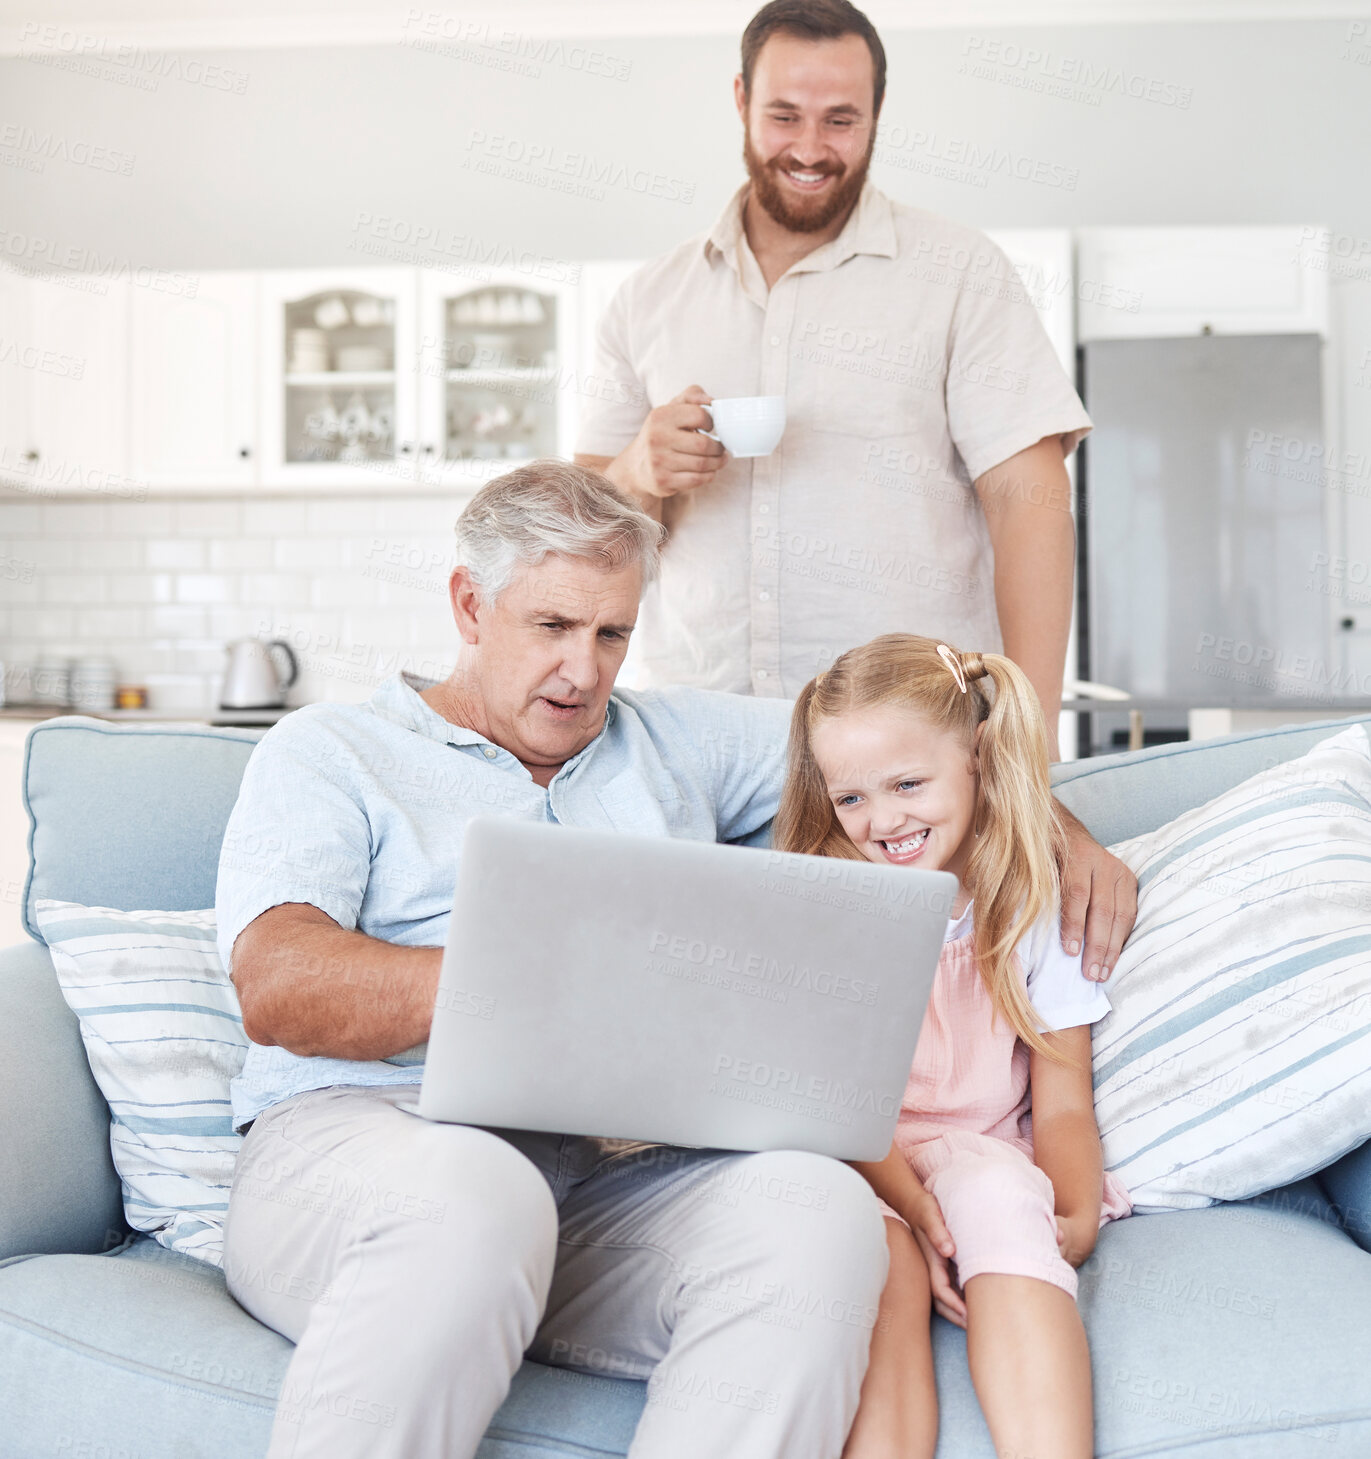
[1078,332,1328,754]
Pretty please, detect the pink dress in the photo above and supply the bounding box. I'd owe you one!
[877,912,1133,1299]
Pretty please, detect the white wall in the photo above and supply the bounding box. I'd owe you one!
[2,21,1369,264]
[2,17,1370,712]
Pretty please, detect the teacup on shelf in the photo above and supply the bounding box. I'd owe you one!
[313,295,351,330]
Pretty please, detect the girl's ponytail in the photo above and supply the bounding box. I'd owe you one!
[964,651,1068,1060]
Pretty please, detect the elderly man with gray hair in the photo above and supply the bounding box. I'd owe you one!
[215,460,888,1459]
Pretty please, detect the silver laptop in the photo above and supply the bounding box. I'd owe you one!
[403,817,956,1161]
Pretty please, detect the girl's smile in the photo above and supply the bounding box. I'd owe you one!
[810,704,981,892]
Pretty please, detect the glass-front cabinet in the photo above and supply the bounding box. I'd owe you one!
[416,269,579,490]
[259,267,577,490]
[259,268,418,488]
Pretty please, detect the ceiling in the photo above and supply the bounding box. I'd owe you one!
[1,0,1366,52]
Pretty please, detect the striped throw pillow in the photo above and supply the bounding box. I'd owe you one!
[1092,723,1371,1211]
[34,901,247,1267]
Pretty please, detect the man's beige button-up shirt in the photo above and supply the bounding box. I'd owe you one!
[576,179,1092,698]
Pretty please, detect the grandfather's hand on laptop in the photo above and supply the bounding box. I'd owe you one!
[1054,803,1138,983]
[607,384,729,501]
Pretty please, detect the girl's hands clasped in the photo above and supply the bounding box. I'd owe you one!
[905,1188,967,1328]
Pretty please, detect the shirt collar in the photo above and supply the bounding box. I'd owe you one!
[367,670,619,763]
[704,176,898,278]
[946,900,974,941]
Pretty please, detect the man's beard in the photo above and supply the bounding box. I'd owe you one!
[742,125,873,234]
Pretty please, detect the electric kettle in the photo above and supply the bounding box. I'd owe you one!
[221,638,298,710]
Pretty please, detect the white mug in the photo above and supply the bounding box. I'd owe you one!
[698,395,786,458]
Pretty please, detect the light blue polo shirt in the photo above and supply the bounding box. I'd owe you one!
[216,670,793,1131]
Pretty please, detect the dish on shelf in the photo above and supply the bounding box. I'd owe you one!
[335,344,390,372]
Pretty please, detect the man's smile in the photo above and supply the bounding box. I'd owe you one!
[778,162,837,192]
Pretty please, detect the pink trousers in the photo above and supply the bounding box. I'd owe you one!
[876,929,1132,1300]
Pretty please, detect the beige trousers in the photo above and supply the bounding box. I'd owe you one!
[222,1083,889,1459]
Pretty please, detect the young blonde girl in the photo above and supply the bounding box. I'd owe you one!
[774,633,1132,1459]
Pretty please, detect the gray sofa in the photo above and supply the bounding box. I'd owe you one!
[3,711,1371,1458]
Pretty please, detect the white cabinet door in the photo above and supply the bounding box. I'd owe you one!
[982,230,1076,373]
[0,266,37,486]
[130,273,258,488]
[417,267,582,495]
[572,259,647,464]
[28,273,130,489]
[1075,227,1329,341]
[258,268,419,489]
[0,270,128,493]
[576,259,644,385]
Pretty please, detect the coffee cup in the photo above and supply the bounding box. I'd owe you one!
[698,395,786,458]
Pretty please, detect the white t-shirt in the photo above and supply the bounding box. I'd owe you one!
[945,901,1113,1034]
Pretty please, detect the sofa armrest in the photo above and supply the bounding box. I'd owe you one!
[0,940,126,1260]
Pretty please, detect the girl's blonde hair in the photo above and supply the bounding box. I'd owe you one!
[774,633,1067,1059]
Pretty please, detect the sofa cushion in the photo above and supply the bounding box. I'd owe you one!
[1318,1136,1371,1252]
[21,716,263,941]
[0,940,126,1262]
[1051,711,1371,845]
[0,1236,647,1459]
[2,1191,1368,1458]
[1093,724,1371,1211]
[33,901,247,1268]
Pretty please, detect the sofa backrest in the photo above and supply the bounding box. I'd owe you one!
[22,717,264,940]
[1050,712,1371,846]
[21,709,1371,941]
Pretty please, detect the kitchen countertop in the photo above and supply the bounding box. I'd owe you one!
[1061,696,1371,712]
[0,704,293,726]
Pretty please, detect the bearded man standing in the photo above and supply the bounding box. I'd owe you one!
[575,0,1091,738]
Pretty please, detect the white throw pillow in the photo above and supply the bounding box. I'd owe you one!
[1093,723,1371,1211]
[34,901,246,1267]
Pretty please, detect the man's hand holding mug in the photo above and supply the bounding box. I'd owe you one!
[611,385,731,502]
[608,386,788,505]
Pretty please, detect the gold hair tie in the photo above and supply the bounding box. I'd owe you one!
[936,643,967,694]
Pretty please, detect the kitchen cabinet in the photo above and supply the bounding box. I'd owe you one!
[0,267,33,484]
[415,268,581,490]
[1074,227,1329,341]
[4,264,587,496]
[576,260,643,384]
[983,229,1075,373]
[129,272,258,489]
[257,268,419,489]
[0,269,129,491]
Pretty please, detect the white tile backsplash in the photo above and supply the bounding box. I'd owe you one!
[174,501,243,535]
[41,502,107,537]
[78,537,144,571]
[145,539,206,571]
[42,573,107,604]
[146,605,209,638]
[108,501,174,535]
[75,607,143,639]
[274,538,342,571]
[0,492,464,714]
[174,573,236,604]
[208,538,274,572]
[242,500,308,535]
[108,573,174,603]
